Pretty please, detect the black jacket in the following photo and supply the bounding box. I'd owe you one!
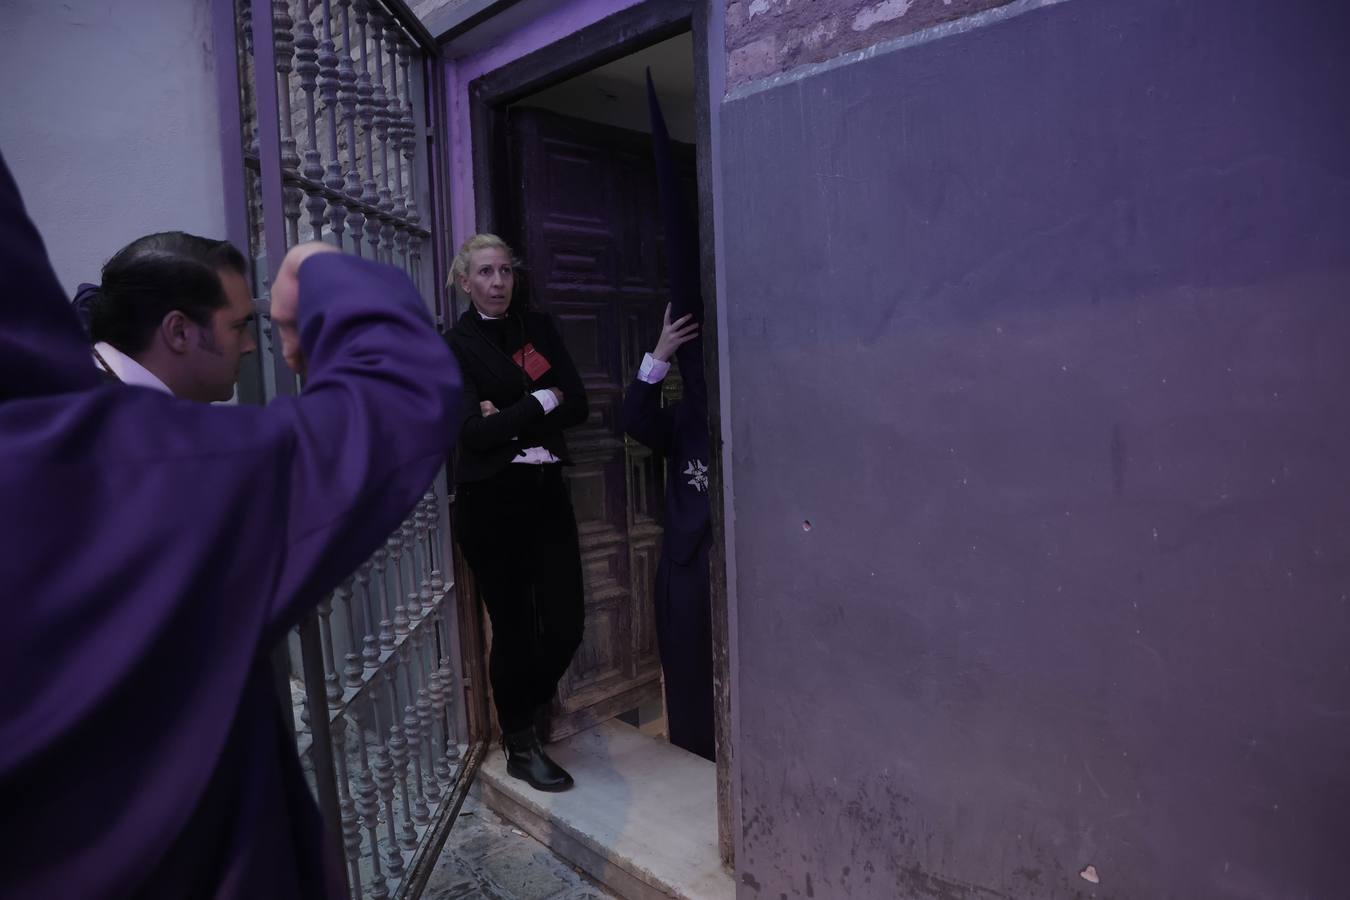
[447,306,588,483]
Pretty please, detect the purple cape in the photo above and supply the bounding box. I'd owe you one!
[0,152,462,898]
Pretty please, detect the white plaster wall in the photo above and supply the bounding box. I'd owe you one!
[0,0,227,296]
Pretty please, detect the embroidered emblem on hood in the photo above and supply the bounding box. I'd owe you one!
[684,459,709,493]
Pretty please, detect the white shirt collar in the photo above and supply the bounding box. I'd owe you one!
[478,310,504,320]
[93,342,173,395]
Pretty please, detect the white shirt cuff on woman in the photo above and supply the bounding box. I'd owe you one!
[532,388,559,414]
[637,352,670,384]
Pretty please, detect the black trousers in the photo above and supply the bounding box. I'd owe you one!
[656,535,716,762]
[455,464,585,735]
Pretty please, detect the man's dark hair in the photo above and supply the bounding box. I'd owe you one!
[88,231,248,355]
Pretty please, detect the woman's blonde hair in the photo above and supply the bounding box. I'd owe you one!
[448,233,516,291]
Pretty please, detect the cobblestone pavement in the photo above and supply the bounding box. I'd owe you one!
[422,792,617,900]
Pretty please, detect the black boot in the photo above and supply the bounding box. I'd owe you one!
[503,726,574,792]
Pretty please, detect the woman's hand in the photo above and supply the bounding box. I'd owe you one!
[652,303,700,363]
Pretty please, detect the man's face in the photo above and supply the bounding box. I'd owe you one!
[185,268,257,402]
[459,247,514,318]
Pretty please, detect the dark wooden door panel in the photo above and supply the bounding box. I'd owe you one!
[534,233,616,291]
[551,298,623,389]
[629,536,662,673]
[511,107,696,739]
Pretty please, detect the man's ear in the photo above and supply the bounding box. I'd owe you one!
[160,310,191,355]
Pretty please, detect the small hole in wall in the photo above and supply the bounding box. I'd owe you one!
[802,520,812,532]
[1079,864,1100,885]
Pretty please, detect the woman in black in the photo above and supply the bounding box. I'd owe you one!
[446,233,587,792]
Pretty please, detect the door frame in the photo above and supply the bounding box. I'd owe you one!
[462,0,736,866]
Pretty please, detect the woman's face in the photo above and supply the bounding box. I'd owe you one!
[460,247,514,318]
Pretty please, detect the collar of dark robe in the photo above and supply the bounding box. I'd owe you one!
[475,312,512,351]
[453,305,533,395]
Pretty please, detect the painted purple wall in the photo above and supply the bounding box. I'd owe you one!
[719,0,1350,896]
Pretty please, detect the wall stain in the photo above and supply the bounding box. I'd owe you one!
[1111,424,1126,497]
[742,764,1096,898]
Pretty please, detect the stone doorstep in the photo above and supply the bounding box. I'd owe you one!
[478,720,735,900]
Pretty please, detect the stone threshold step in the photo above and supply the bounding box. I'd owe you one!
[479,719,734,900]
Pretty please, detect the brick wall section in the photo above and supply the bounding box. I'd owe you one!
[726,0,1017,87]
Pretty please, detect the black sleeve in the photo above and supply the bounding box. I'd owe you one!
[268,254,462,639]
[449,340,547,452]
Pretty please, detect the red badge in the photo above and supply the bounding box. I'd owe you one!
[512,342,552,381]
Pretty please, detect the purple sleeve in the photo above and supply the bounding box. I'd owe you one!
[263,254,462,640]
[622,376,675,455]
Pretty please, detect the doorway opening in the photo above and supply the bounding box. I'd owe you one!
[460,3,733,893]
[499,29,700,745]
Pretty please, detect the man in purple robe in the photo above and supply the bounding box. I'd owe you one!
[0,151,462,898]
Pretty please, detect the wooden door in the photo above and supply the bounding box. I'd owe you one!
[507,107,695,739]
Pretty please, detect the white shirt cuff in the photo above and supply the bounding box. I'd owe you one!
[637,353,670,384]
[532,388,559,414]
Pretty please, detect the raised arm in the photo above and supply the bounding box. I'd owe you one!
[622,304,698,455]
[264,244,463,638]
[622,376,675,454]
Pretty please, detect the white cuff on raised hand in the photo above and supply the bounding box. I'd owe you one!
[637,352,670,384]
